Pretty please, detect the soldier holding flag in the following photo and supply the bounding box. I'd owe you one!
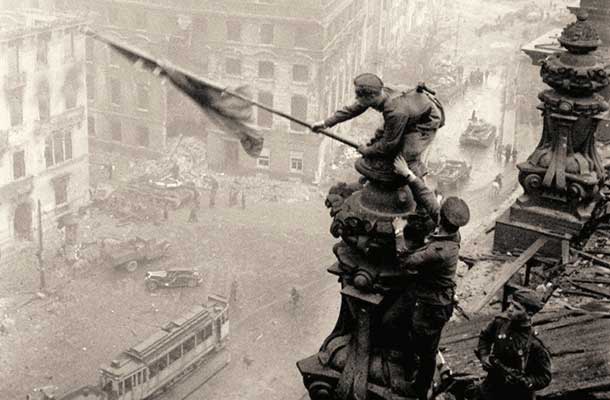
[312,73,444,178]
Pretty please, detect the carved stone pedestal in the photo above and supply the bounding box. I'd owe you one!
[494,12,609,257]
[297,154,421,400]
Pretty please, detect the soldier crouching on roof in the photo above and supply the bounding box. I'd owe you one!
[391,156,470,400]
[474,287,552,400]
[311,73,444,178]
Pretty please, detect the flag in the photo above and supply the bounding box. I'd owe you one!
[164,68,263,158]
[86,29,263,158]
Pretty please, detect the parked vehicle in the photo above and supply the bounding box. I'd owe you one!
[31,296,230,400]
[425,159,446,178]
[459,118,497,147]
[120,178,195,209]
[100,236,171,272]
[145,268,203,291]
[436,160,471,190]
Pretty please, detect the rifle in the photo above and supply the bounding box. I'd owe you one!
[489,355,528,387]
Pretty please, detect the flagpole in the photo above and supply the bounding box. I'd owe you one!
[165,63,360,149]
[84,28,360,150]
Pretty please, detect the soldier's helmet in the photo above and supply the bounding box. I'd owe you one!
[512,287,544,314]
[440,197,470,228]
[353,73,384,97]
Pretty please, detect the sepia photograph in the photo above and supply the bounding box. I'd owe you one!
[1,0,609,399]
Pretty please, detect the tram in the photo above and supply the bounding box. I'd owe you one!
[42,295,229,400]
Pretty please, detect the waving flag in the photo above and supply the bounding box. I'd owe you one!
[85,29,263,158]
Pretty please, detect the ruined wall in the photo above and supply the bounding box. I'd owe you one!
[0,13,89,264]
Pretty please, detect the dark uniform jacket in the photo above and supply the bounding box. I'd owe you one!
[397,232,460,306]
[477,315,552,399]
[323,87,443,160]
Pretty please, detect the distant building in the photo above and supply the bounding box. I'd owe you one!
[522,0,610,141]
[49,0,378,183]
[0,10,88,259]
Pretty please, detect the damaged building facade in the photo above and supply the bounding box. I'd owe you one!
[49,0,416,183]
[0,11,88,261]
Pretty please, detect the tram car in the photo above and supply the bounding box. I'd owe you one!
[37,295,229,400]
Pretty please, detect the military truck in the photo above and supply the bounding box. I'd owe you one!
[99,236,171,272]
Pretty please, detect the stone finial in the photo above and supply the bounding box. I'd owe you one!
[558,11,601,53]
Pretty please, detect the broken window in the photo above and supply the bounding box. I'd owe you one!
[37,36,48,66]
[65,83,77,109]
[225,58,241,76]
[293,64,309,82]
[258,61,274,79]
[38,83,50,120]
[260,24,274,45]
[85,37,94,62]
[290,95,307,132]
[257,148,270,169]
[53,132,65,164]
[110,78,121,105]
[123,376,132,392]
[168,346,181,364]
[53,176,69,206]
[226,20,242,41]
[290,151,304,173]
[257,92,273,128]
[136,83,149,110]
[8,90,23,127]
[44,138,53,168]
[111,119,122,142]
[136,125,149,147]
[183,335,196,354]
[64,131,72,160]
[64,30,74,60]
[8,41,20,75]
[14,202,32,241]
[13,150,25,180]
[45,131,72,167]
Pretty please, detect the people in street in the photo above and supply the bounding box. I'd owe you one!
[312,73,444,178]
[290,287,301,309]
[209,178,218,209]
[475,287,552,400]
[512,148,518,164]
[162,202,169,221]
[230,278,239,304]
[392,158,470,400]
[187,203,198,223]
[494,173,503,191]
[505,145,513,165]
[229,180,239,207]
[241,186,247,210]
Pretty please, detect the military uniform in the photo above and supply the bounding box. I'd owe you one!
[476,315,552,400]
[395,195,469,399]
[318,74,444,178]
[397,230,460,399]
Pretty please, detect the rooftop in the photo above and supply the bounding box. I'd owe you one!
[0,9,86,42]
